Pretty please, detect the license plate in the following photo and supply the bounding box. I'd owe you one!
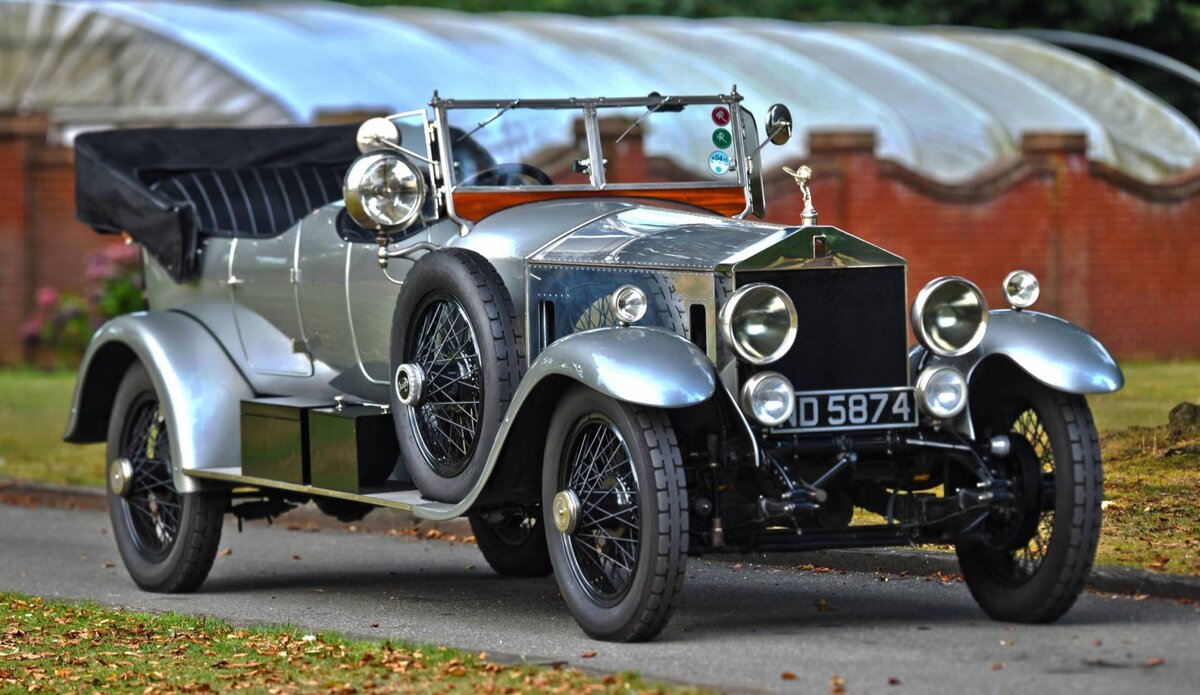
[772,387,917,434]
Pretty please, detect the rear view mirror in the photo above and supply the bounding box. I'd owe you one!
[355,117,402,154]
[765,104,793,146]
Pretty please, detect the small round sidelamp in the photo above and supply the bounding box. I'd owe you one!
[1003,270,1040,309]
[343,152,426,230]
[609,285,648,324]
[911,277,988,357]
[719,283,798,365]
[915,366,968,419]
[740,371,796,427]
[394,363,425,407]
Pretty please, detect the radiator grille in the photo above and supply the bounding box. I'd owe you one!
[737,266,908,391]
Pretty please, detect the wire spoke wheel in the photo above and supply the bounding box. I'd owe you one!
[560,414,641,605]
[957,373,1102,624]
[407,293,483,477]
[1006,409,1055,579]
[118,395,180,562]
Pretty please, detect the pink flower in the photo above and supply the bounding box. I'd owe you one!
[35,286,58,310]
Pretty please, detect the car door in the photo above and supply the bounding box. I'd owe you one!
[228,229,312,376]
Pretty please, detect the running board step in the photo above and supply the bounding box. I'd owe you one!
[185,466,458,519]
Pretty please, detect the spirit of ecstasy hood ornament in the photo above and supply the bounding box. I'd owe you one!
[783,164,818,227]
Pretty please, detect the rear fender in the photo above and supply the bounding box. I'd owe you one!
[64,311,254,493]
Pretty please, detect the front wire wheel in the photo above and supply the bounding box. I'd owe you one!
[957,377,1103,623]
[543,387,688,642]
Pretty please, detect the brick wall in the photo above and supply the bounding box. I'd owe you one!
[0,119,1197,362]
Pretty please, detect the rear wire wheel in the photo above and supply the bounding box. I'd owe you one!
[468,510,552,577]
[957,376,1102,623]
[106,363,227,593]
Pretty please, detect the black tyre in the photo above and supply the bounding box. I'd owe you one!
[542,387,688,642]
[468,509,553,577]
[106,363,228,593]
[956,375,1103,623]
[390,249,524,503]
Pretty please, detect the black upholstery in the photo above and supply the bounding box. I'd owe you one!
[149,164,347,238]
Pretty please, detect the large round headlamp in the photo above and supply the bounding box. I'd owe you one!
[911,277,988,357]
[343,152,426,230]
[915,366,968,419]
[740,371,796,427]
[719,283,798,365]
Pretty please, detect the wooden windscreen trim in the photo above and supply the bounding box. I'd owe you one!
[451,187,747,221]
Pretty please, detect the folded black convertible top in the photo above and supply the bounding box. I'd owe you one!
[75,124,359,282]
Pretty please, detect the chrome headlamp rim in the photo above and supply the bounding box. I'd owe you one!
[910,276,989,358]
[914,365,968,419]
[343,151,427,231]
[1003,269,1040,309]
[719,282,798,365]
[739,370,796,427]
[609,284,648,324]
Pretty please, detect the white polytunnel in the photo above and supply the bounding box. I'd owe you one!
[2,0,1198,183]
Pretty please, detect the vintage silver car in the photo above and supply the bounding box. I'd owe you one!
[67,89,1123,642]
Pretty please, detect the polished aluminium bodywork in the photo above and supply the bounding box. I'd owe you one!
[64,311,255,493]
[66,89,1123,525]
[909,309,1123,437]
[916,309,1125,395]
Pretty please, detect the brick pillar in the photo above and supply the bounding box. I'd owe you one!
[0,115,44,363]
[1020,132,1089,323]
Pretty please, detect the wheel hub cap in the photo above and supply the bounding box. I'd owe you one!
[394,363,425,406]
[552,489,581,534]
[109,457,134,497]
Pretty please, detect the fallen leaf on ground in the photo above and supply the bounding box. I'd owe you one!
[829,673,845,693]
[781,671,797,680]
[581,651,596,658]
[989,662,1006,671]
[218,548,232,557]
[1145,657,1165,667]
[888,676,901,685]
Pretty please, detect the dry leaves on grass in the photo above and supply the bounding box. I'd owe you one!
[0,594,691,694]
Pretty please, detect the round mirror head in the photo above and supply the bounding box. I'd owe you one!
[356,117,401,154]
[765,104,793,146]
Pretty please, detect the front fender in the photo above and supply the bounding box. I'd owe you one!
[414,326,717,521]
[526,327,718,407]
[64,311,254,493]
[915,310,1123,395]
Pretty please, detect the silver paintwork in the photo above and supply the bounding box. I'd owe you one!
[64,312,256,493]
[931,310,1125,395]
[525,327,716,408]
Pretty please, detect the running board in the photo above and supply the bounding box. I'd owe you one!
[185,466,460,520]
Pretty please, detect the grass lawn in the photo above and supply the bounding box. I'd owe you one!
[1,363,1198,576]
[0,369,102,488]
[0,593,687,693]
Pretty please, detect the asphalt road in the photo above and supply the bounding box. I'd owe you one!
[2,504,1198,694]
